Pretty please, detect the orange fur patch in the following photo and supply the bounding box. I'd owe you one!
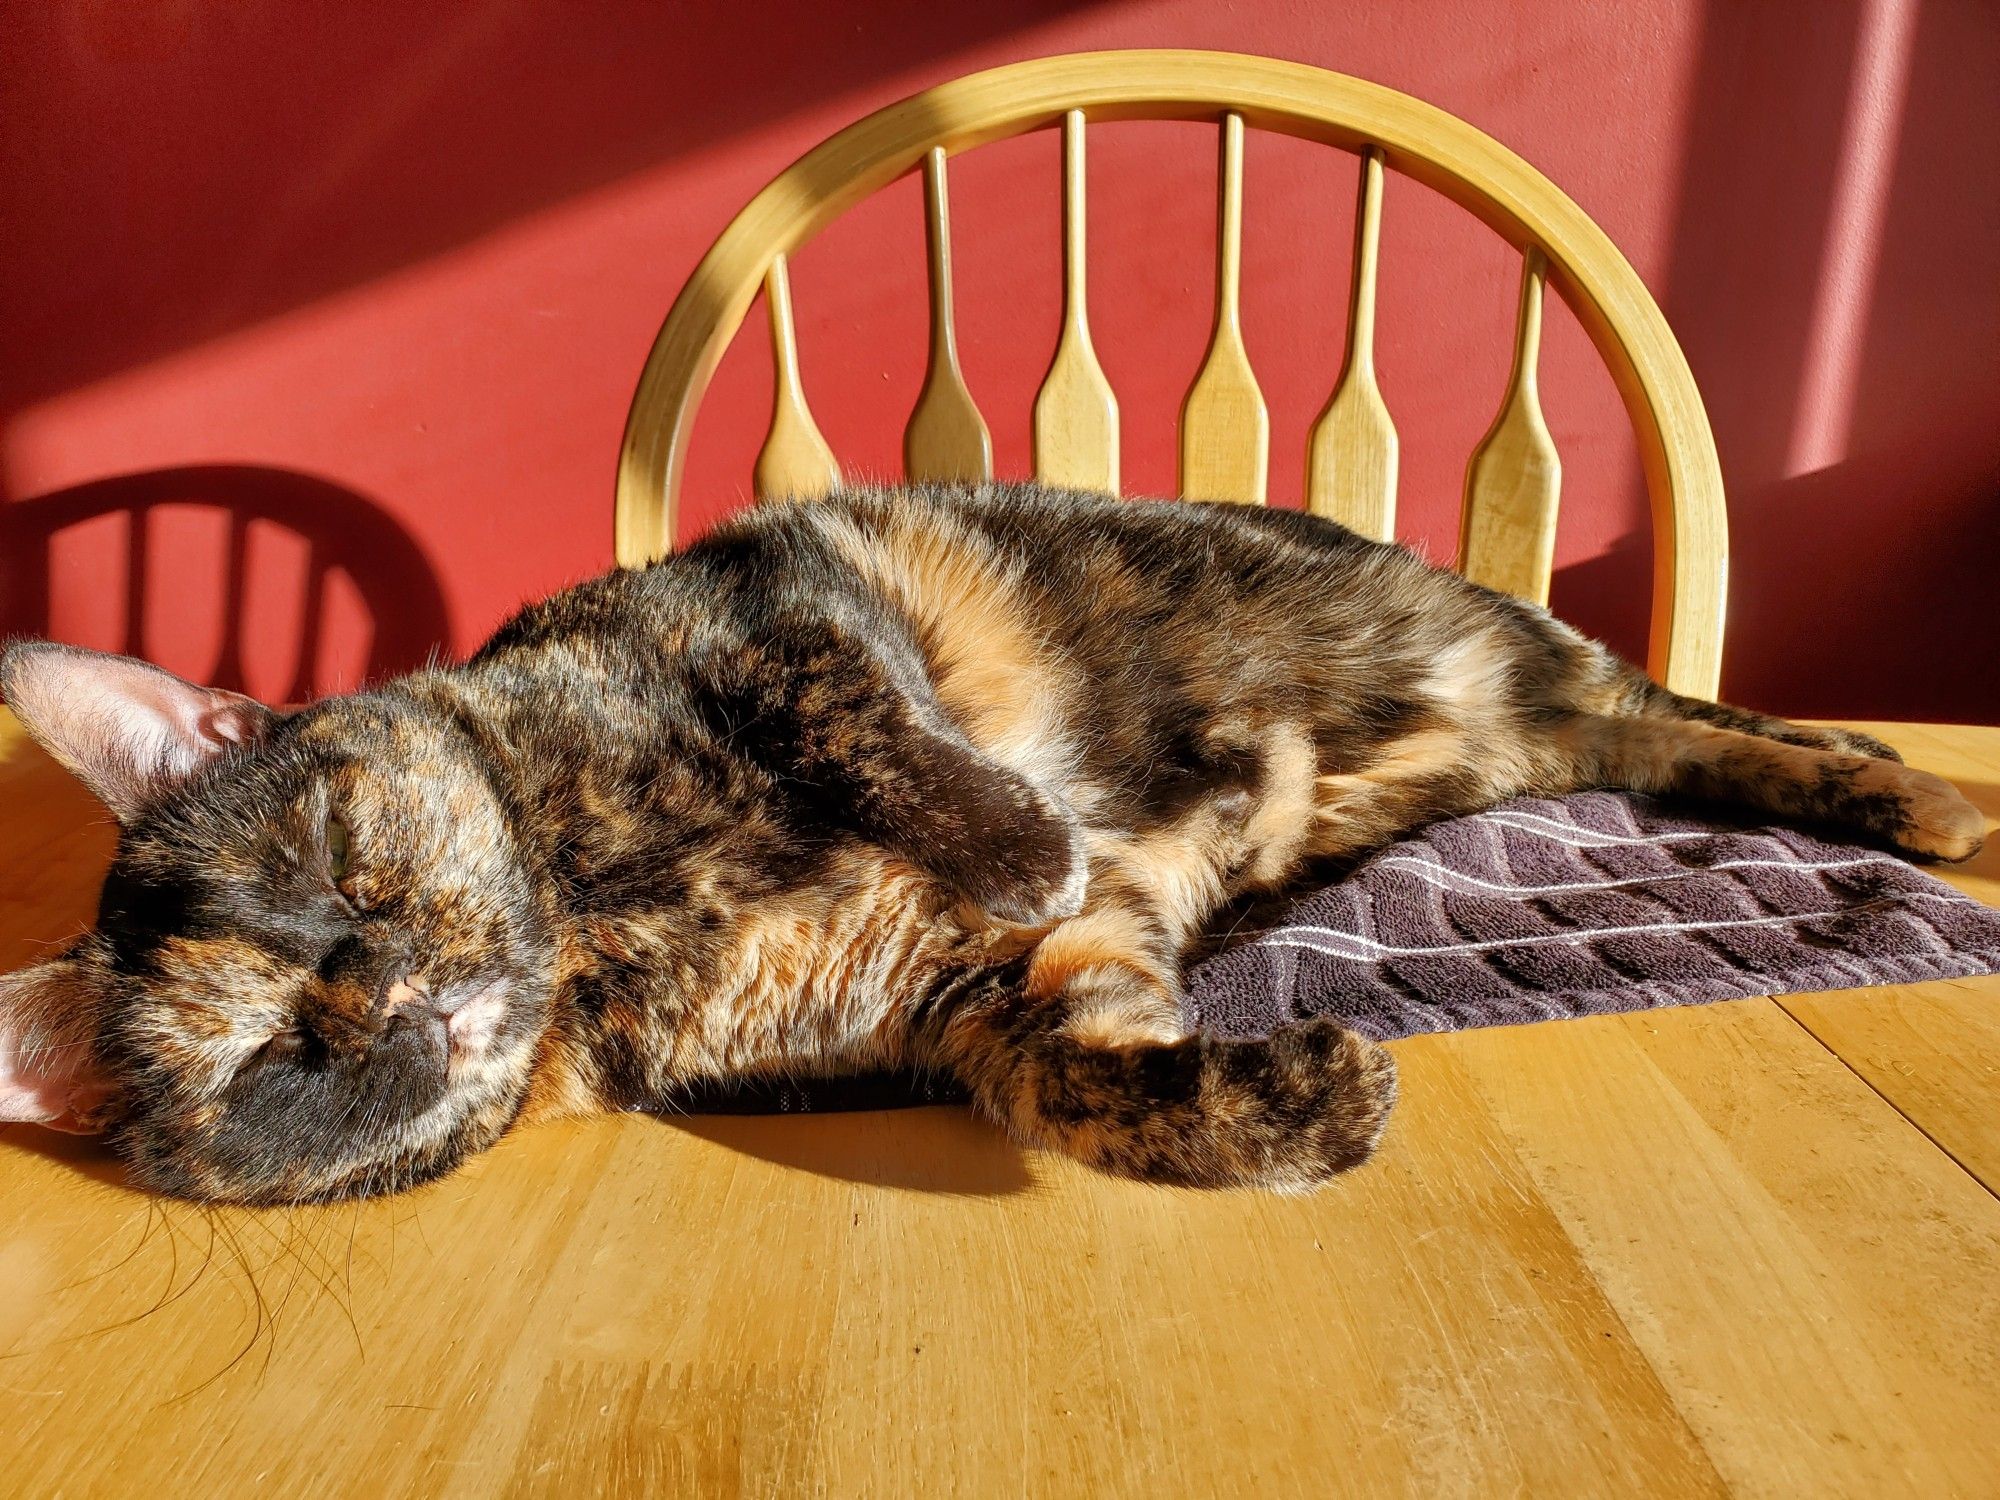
[1025,904,1165,1002]
[1313,728,1472,830]
[1239,722,1317,888]
[1420,630,1510,707]
[1061,995,1187,1048]
[820,508,1071,781]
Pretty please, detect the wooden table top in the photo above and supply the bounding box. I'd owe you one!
[2,711,1995,1498]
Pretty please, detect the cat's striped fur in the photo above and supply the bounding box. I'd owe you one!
[0,485,1980,1202]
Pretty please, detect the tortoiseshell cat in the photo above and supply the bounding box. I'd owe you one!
[0,485,1982,1203]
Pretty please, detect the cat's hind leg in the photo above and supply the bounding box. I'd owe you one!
[1551,712,1984,861]
[1613,673,1905,763]
[921,879,1397,1191]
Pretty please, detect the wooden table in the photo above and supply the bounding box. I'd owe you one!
[2,712,1995,1498]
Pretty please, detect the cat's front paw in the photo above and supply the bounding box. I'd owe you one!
[958,780,1089,929]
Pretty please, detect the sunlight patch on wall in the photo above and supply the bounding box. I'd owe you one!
[1784,0,1918,477]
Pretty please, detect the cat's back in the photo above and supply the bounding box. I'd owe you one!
[475,484,1429,665]
[816,482,1402,584]
[455,483,1519,848]
[807,483,1458,685]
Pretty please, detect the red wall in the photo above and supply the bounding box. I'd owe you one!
[2,1,1994,719]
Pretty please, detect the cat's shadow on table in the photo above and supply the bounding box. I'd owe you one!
[665,1104,1037,1197]
[0,1104,1039,1202]
[0,1126,133,1194]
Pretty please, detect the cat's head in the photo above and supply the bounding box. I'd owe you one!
[0,643,556,1203]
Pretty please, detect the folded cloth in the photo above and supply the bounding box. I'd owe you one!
[1186,791,2000,1041]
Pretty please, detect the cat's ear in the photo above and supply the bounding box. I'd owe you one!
[0,954,117,1134]
[0,641,274,820]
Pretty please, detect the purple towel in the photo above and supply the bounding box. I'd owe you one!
[674,792,1999,1113]
[1186,791,2000,1041]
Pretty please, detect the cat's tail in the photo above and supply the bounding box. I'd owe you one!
[927,983,1397,1192]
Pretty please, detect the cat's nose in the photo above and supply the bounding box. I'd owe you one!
[379,972,437,1021]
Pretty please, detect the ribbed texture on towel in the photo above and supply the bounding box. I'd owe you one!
[1186,792,2000,1041]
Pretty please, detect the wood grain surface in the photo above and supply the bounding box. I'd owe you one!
[1,712,1994,1498]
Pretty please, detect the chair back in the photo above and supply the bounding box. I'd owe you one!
[615,51,1727,696]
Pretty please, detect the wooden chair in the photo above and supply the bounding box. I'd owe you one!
[614,50,1727,698]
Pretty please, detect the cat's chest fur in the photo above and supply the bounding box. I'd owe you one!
[448,639,1009,1114]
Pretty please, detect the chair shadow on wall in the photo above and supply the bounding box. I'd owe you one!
[0,465,449,701]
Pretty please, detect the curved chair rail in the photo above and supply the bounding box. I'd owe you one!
[615,50,1727,697]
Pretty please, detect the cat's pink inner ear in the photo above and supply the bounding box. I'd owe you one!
[0,959,116,1135]
[0,641,274,820]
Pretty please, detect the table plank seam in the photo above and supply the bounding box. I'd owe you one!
[1770,997,1999,1204]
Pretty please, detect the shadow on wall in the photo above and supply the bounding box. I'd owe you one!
[1718,445,2000,722]
[0,467,449,702]
[0,0,1104,421]
[0,0,1107,703]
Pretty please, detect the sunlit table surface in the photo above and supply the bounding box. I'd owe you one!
[2,709,1996,1498]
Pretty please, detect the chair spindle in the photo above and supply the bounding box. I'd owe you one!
[905,148,993,484]
[1178,111,1269,504]
[1033,110,1120,493]
[753,253,843,501]
[1305,147,1398,540]
[1459,247,1561,604]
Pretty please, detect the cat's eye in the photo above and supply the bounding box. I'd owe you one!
[251,1024,332,1076]
[326,815,364,907]
[255,1028,306,1067]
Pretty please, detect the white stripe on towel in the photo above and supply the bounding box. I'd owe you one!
[1478,808,1716,847]
[1371,851,1903,900]
[1254,891,1967,964]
